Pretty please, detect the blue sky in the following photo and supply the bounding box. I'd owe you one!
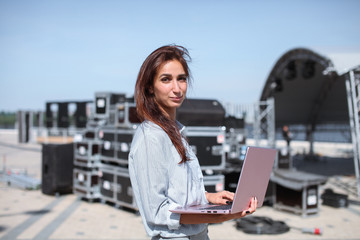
[1,0,360,112]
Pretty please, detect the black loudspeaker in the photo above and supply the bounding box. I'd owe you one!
[45,103,53,128]
[57,102,69,128]
[75,102,87,128]
[176,99,225,126]
[42,143,74,195]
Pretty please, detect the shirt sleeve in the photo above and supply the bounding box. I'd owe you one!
[129,128,181,230]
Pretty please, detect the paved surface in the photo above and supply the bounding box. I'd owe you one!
[1,130,360,240]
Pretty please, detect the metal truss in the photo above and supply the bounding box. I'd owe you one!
[253,98,276,148]
[345,67,360,197]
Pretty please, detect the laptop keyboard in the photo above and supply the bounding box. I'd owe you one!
[199,204,232,210]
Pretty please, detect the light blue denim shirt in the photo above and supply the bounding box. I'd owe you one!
[128,120,208,239]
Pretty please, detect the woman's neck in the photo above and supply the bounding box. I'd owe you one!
[159,106,176,121]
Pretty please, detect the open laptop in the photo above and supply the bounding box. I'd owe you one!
[170,146,277,214]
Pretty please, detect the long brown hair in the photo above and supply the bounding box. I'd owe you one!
[134,45,192,163]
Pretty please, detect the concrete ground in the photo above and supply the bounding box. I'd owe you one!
[0,129,360,240]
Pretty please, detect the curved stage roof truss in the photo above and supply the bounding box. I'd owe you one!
[260,48,349,129]
[259,47,360,197]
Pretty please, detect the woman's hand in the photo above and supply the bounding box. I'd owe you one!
[205,191,234,205]
[232,196,258,218]
[180,197,258,224]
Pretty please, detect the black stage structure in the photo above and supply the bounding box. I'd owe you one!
[259,47,360,197]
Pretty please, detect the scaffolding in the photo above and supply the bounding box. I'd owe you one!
[345,67,360,197]
[253,98,276,148]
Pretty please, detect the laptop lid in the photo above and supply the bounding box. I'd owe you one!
[230,146,276,213]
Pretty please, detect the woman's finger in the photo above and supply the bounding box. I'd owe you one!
[249,197,257,213]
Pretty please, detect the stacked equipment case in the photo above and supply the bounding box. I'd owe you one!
[73,93,247,211]
[73,92,140,207]
[73,123,103,201]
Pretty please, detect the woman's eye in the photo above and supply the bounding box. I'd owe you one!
[161,77,170,82]
[178,77,187,82]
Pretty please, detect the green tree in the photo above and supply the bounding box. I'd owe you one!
[0,111,16,129]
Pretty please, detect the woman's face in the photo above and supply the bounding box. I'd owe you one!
[152,60,187,119]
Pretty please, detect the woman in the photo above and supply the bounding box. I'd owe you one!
[128,45,257,240]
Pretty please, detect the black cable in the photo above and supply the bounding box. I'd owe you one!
[235,216,290,235]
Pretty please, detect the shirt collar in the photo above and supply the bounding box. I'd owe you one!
[176,120,185,133]
[145,119,185,133]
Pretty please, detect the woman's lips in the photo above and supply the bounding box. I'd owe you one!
[171,96,183,103]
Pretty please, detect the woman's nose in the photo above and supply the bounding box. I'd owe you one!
[172,80,180,92]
